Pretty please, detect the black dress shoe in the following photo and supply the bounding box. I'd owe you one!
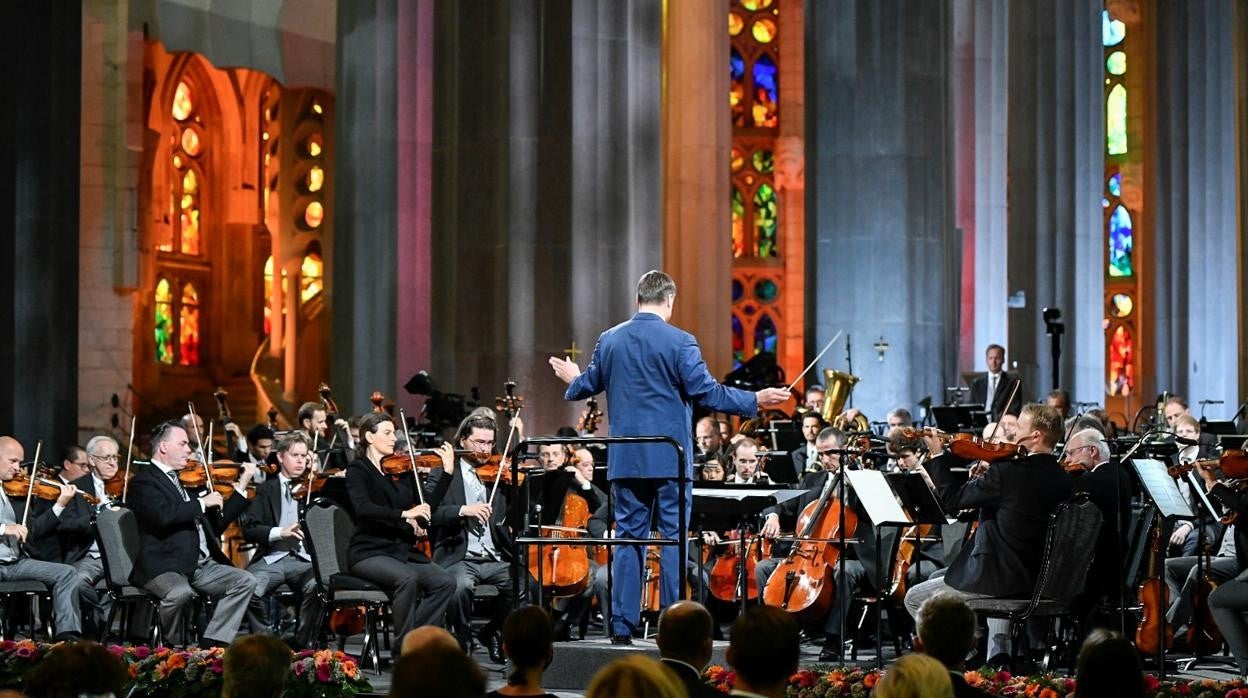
[610,634,633,646]
[818,636,843,663]
[479,629,505,663]
[54,631,82,643]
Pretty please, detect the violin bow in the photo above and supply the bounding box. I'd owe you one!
[488,408,522,508]
[306,430,321,507]
[399,409,432,530]
[187,402,215,492]
[122,415,135,503]
[20,441,42,528]
[985,378,1022,445]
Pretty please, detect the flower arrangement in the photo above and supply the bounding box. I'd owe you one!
[285,649,371,698]
[0,640,45,688]
[127,645,225,697]
[704,663,1248,697]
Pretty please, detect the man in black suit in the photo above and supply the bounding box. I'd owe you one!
[56,434,124,637]
[915,593,993,698]
[903,403,1073,664]
[129,421,258,647]
[656,601,720,698]
[239,431,322,647]
[789,413,824,480]
[968,344,1023,420]
[1064,427,1138,616]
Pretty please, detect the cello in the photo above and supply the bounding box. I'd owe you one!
[1135,525,1174,656]
[1186,538,1224,656]
[527,484,592,598]
[708,532,771,603]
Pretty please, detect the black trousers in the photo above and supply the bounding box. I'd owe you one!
[351,555,455,641]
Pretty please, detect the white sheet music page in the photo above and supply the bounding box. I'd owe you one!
[845,469,910,525]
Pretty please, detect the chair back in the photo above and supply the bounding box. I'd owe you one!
[1031,493,1104,608]
[93,507,139,592]
[301,498,354,592]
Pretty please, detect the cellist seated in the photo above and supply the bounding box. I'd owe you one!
[756,427,888,661]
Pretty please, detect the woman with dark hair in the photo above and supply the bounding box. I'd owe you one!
[487,605,559,698]
[1073,629,1145,698]
[346,412,457,653]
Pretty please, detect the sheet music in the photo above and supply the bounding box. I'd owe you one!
[846,469,909,525]
[691,487,805,504]
[1132,458,1195,519]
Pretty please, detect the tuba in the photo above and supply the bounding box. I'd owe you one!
[820,369,870,432]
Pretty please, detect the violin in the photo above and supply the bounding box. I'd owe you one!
[369,391,386,414]
[528,488,592,598]
[213,387,233,426]
[178,460,244,497]
[379,450,473,476]
[473,456,529,485]
[708,532,772,603]
[1060,459,1089,475]
[103,474,127,499]
[1135,525,1173,656]
[1168,450,1248,480]
[289,471,334,501]
[900,427,1027,464]
[2,473,99,507]
[762,473,858,622]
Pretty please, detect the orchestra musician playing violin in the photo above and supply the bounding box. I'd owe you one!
[239,432,323,647]
[1062,429,1134,613]
[57,434,124,636]
[0,436,84,641]
[903,404,1073,666]
[127,421,259,647]
[344,413,455,659]
[1193,462,1248,673]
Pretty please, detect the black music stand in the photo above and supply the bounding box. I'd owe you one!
[933,406,976,433]
[693,484,806,616]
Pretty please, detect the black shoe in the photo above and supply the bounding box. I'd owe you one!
[553,620,572,642]
[818,636,843,663]
[610,634,633,646]
[479,629,505,663]
[54,631,82,643]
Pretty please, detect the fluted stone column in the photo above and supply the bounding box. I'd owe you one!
[775,0,807,382]
[433,1,662,431]
[951,0,1009,373]
[806,0,955,420]
[1151,0,1240,406]
[1006,0,1103,402]
[1238,0,1248,396]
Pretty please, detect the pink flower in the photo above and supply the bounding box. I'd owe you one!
[134,645,151,660]
[316,661,333,683]
[294,660,308,676]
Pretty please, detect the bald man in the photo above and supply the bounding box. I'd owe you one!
[0,436,84,640]
[657,601,720,698]
[401,625,461,656]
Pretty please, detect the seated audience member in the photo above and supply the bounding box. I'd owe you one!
[656,601,720,698]
[390,643,486,698]
[585,655,685,698]
[873,654,955,698]
[401,625,462,655]
[223,635,293,698]
[487,606,558,698]
[915,593,991,698]
[725,606,801,698]
[1073,629,1145,698]
[24,641,130,698]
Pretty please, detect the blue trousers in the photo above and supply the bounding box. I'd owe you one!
[610,478,690,636]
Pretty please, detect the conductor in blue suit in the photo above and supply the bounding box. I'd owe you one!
[550,270,790,643]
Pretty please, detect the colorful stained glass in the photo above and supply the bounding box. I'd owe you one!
[154,278,173,365]
[732,314,745,369]
[300,253,324,303]
[1102,198,1110,209]
[172,81,194,121]
[754,314,777,355]
[1108,172,1121,197]
[754,278,778,303]
[740,0,773,10]
[1108,204,1133,277]
[1109,293,1133,318]
[752,18,777,43]
[753,183,778,257]
[752,149,774,173]
[307,133,323,157]
[730,49,746,127]
[1107,84,1127,155]
[307,166,324,193]
[732,187,745,258]
[182,169,197,194]
[751,54,779,128]
[731,148,744,173]
[181,128,202,156]
[1108,324,1134,396]
[742,303,757,317]
[1106,51,1126,76]
[729,11,745,36]
[1102,11,1125,47]
[304,202,324,229]
[179,282,200,366]
[732,279,745,302]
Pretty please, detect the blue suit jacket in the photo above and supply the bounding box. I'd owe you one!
[565,312,758,479]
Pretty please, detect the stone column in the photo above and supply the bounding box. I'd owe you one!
[775,0,806,381]
[806,0,954,419]
[951,0,1009,373]
[433,1,662,432]
[1006,0,1103,402]
[1151,0,1240,406]
[1238,0,1248,397]
[0,2,82,448]
[662,0,731,378]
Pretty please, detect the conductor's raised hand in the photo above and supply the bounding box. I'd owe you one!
[549,356,581,384]
[755,387,791,408]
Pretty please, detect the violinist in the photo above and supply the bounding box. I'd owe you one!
[234,424,275,470]
[59,446,90,484]
[725,440,771,485]
[0,436,84,641]
[297,402,350,470]
[756,427,889,661]
[344,413,455,661]
[902,404,1073,667]
[429,414,540,662]
[885,429,944,592]
[1197,465,1248,673]
[239,432,322,647]
[180,412,220,461]
[1063,428,1134,612]
[58,434,123,636]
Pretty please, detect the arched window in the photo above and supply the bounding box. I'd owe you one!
[300,251,324,303]
[152,276,203,366]
[162,80,206,255]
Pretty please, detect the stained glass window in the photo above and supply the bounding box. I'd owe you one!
[729,12,745,36]
[304,201,324,229]
[1106,84,1127,155]
[752,54,778,128]
[732,279,745,302]
[754,314,777,355]
[1106,51,1126,76]
[1108,325,1134,396]
[732,314,745,369]
[732,188,745,258]
[300,252,324,303]
[730,49,747,127]
[179,283,200,366]
[1109,293,1133,318]
[172,81,194,121]
[1102,10,1125,46]
[1107,173,1122,197]
[166,81,205,256]
[154,279,173,365]
[754,278,778,302]
[753,183,778,257]
[307,166,324,193]
[752,18,777,43]
[1108,205,1133,277]
[752,149,774,173]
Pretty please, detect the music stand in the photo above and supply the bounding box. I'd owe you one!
[693,484,806,616]
[1220,434,1248,451]
[1131,457,1196,679]
[1202,420,1238,436]
[933,406,976,433]
[768,421,804,484]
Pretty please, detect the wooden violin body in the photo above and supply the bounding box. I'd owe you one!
[179,461,243,497]
[762,480,857,622]
[900,427,1026,463]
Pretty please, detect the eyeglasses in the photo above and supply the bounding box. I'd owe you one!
[817,449,840,457]
[89,454,120,462]
[467,438,495,449]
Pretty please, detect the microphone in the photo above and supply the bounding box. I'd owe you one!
[1147,432,1202,447]
[1200,400,1226,405]
[1171,434,1203,446]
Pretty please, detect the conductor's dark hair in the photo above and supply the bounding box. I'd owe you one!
[636,270,677,305]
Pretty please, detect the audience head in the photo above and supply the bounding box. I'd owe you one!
[726,606,800,695]
[656,600,714,670]
[60,445,89,482]
[501,606,555,685]
[985,344,1006,374]
[873,653,954,698]
[355,412,397,461]
[390,644,484,698]
[586,655,684,698]
[886,408,914,430]
[84,435,121,480]
[1017,403,1063,453]
[400,625,461,656]
[25,641,130,698]
[1163,396,1190,429]
[1074,629,1145,698]
[1046,389,1071,419]
[222,634,293,698]
[915,593,977,670]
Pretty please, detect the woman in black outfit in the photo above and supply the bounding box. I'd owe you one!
[346,412,456,648]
